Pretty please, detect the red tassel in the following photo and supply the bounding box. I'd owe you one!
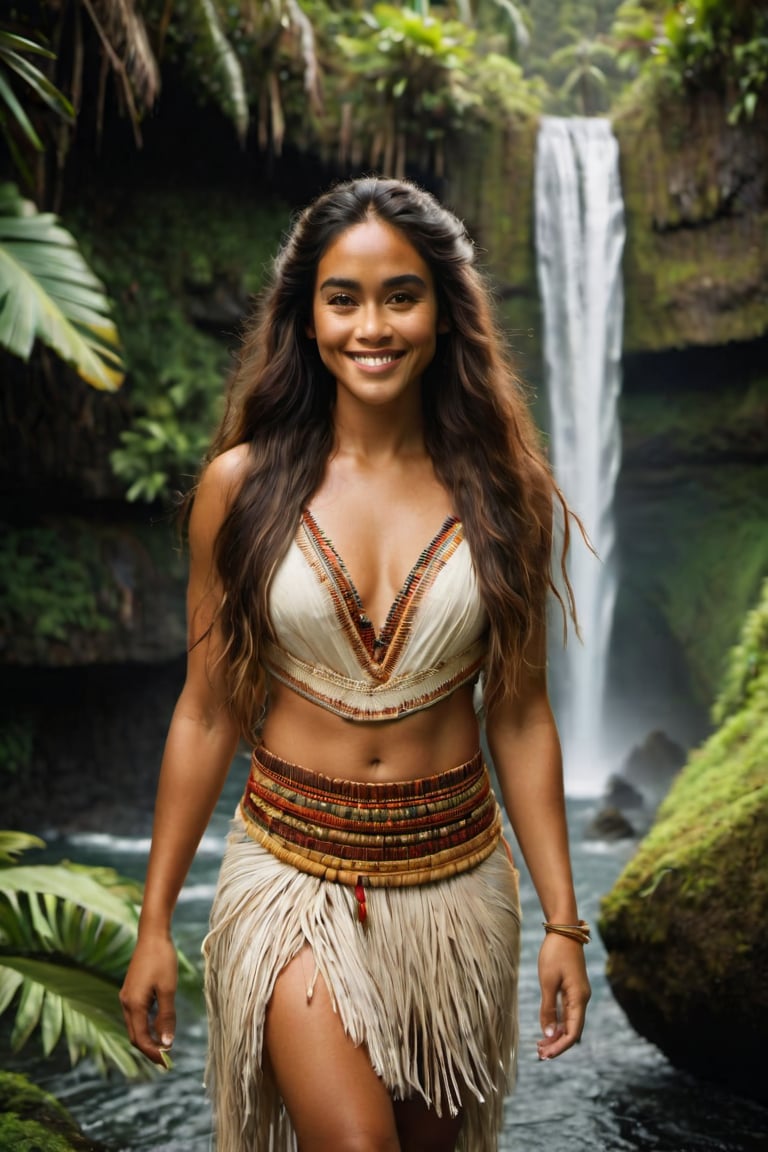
[354,877,367,924]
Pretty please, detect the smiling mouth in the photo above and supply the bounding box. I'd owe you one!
[347,352,405,366]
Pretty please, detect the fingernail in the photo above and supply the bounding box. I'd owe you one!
[161,1033,174,1048]
[544,1025,555,1038]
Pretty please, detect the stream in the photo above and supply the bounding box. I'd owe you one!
[21,758,768,1151]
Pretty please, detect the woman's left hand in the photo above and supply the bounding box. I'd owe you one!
[536,933,591,1060]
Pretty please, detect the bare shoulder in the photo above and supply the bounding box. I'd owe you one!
[199,443,251,498]
[190,444,251,548]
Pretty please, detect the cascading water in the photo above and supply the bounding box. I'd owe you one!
[534,116,626,795]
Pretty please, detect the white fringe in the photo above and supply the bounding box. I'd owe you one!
[203,815,521,1152]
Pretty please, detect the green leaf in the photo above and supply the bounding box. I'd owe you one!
[0,831,46,865]
[0,32,56,59]
[0,184,124,390]
[0,71,44,150]
[40,985,64,1054]
[0,955,152,1077]
[0,865,139,927]
[0,966,23,1014]
[11,974,44,1048]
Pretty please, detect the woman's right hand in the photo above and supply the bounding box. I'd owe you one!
[120,932,179,1066]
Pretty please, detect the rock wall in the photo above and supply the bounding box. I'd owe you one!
[613,90,768,352]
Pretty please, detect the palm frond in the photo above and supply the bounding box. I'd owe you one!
[0,955,152,1077]
[0,865,139,929]
[0,30,75,157]
[0,833,202,1078]
[0,183,124,391]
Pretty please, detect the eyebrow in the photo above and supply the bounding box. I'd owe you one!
[318,274,428,292]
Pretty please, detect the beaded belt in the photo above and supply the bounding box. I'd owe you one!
[240,746,502,921]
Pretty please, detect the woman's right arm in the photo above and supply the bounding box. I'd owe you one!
[120,448,248,1065]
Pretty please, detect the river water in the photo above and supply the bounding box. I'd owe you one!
[23,759,768,1151]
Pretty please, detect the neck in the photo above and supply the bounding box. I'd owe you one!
[332,393,426,462]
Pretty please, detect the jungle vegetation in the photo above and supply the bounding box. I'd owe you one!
[1,0,766,503]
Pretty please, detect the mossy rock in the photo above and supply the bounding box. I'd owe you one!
[599,581,768,1103]
[0,1072,106,1151]
[446,117,543,374]
[0,518,186,667]
[613,86,768,352]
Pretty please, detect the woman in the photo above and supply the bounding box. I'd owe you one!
[120,176,591,1152]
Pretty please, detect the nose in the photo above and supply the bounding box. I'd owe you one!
[355,303,391,343]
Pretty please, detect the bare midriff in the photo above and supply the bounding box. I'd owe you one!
[260,679,480,782]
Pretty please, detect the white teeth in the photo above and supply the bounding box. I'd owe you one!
[350,353,400,366]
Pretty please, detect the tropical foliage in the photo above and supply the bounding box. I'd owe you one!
[333,4,478,177]
[611,0,768,124]
[0,831,198,1078]
[0,183,123,390]
[70,186,288,500]
[0,25,124,389]
[2,0,764,494]
[0,29,74,187]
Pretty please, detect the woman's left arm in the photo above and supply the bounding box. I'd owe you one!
[485,629,591,1061]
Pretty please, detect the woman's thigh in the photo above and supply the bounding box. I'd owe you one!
[264,946,400,1152]
[393,1096,463,1152]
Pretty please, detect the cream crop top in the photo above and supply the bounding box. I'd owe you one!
[262,509,488,721]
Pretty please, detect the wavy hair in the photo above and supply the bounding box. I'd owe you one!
[201,176,576,736]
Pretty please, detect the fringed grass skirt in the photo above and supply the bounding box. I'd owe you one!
[203,749,521,1152]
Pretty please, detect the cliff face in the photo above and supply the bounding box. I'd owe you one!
[613,90,768,353]
[446,97,768,738]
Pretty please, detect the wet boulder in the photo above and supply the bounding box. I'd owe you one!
[602,773,645,809]
[619,729,687,810]
[599,582,768,1104]
[583,805,637,841]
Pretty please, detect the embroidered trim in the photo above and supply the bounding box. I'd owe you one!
[261,636,487,721]
[299,510,463,672]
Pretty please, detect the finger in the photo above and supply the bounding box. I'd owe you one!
[152,987,177,1052]
[537,993,587,1060]
[120,990,166,1065]
[538,984,560,1039]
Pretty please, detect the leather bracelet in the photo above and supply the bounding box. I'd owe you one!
[542,920,591,945]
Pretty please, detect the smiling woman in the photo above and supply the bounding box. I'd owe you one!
[119,177,591,1152]
[308,220,445,414]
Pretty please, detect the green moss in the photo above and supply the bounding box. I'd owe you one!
[0,517,187,667]
[621,372,768,453]
[600,581,768,997]
[613,87,768,352]
[0,522,118,650]
[0,1072,103,1151]
[652,469,768,703]
[446,117,542,368]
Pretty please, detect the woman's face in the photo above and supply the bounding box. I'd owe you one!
[307,217,444,413]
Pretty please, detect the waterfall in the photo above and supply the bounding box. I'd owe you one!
[534,116,626,795]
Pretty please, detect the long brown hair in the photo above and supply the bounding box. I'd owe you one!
[203,176,576,736]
